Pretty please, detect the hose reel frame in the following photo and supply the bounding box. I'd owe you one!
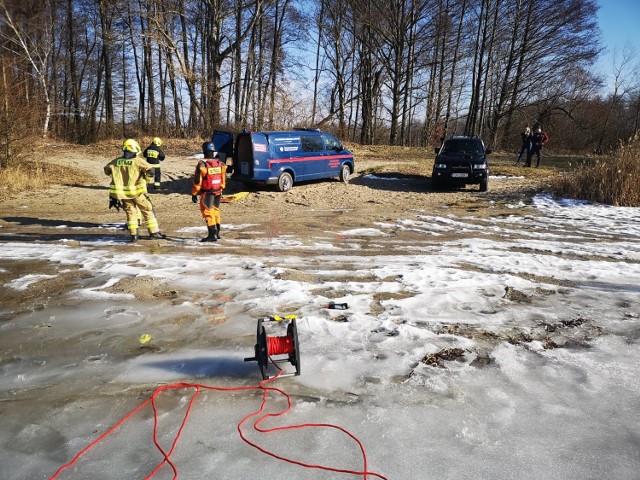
[244,317,300,380]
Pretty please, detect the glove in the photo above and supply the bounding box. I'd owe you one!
[191,195,198,204]
[109,197,122,212]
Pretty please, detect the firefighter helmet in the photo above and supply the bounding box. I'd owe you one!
[122,139,141,154]
[152,137,162,146]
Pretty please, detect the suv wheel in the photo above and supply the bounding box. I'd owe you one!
[277,171,293,192]
[479,177,488,192]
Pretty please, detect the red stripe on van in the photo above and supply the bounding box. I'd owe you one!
[268,154,352,168]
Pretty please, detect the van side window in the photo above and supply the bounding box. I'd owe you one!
[301,134,324,153]
[322,133,342,151]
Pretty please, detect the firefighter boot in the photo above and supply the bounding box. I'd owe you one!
[215,224,221,239]
[200,225,217,242]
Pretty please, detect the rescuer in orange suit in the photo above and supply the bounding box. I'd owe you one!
[191,142,227,242]
[104,139,166,242]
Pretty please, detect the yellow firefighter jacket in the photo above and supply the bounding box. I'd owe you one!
[104,155,153,200]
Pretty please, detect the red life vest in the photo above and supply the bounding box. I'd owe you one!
[201,159,223,193]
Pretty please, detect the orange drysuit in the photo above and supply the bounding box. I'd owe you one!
[191,157,227,228]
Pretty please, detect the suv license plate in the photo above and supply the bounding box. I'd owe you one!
[451,173,468,178]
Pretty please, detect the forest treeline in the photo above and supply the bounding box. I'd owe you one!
[1,0,639,165]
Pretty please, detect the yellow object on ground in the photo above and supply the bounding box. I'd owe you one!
[139,334,152,344]
[221,192,250,203]
[271,314,297,322]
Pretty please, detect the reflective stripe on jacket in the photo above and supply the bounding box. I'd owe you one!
[143,144,165,164]
[104,156,153,200]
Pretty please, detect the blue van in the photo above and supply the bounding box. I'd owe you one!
[211,128,354,192]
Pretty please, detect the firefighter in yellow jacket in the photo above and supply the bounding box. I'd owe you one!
[104,139,166,242]
[191,142,226,242]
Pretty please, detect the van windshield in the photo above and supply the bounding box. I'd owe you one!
[323,133,342,151]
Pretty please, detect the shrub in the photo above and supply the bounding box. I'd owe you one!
[551,141,640,207]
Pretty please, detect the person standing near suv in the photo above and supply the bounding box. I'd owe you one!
[526,126,549,167]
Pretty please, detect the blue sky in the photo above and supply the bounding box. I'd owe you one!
[596,0,639,78]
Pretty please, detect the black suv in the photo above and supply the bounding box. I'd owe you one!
[431,136,491,191]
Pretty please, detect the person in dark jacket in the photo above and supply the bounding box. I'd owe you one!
[516,126,532,164]
[526,127,549,167]
[143,137,166,189]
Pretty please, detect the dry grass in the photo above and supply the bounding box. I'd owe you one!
[59,137,206,157]
[348,142,427,162]
[0,161,48,198]
[551,142,640,207]
[0,160,93,200]
[350,143,434,177]
[0,136,204,201]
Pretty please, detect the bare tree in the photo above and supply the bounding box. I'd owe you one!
[0,0,610,149]
[596,43,638,152]
[0,0,55,137]
[265,0,291,129]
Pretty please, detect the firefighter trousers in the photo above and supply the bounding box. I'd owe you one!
[123,195,159,234]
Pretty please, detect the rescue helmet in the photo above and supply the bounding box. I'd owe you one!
[122,139,141,154]
[152,137,162,146]
[202,142,215,154]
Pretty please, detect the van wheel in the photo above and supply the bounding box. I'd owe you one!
[339,164,351,183]
[277,172,293,192]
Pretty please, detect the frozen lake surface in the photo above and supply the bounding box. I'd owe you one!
[1,194,639,479]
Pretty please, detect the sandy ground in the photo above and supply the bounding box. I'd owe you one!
[0,143,547,252]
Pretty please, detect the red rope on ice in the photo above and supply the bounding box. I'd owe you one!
[49,368,387,480]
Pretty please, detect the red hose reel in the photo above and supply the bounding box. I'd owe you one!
[244,317,300,380]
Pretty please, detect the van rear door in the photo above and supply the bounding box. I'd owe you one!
[211,130,234,163]
[233,132,272,183]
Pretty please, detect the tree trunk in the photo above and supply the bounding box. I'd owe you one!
[443,0,467,138]
[98,0,114,133]
[311,0,325,125]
